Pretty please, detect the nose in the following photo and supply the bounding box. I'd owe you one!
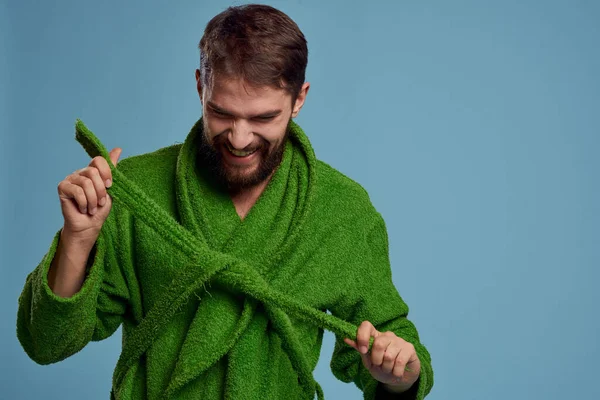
[228,119,254,150]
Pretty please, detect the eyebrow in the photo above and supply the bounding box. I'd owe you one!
[206,101,282,119]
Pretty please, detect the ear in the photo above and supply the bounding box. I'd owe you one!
[195,69,203,103]
[291,82,310,118]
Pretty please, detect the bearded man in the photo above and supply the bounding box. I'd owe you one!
[17,4,433,399]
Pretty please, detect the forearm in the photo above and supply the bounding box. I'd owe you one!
[48,228,97,298]
[17,228,107,364]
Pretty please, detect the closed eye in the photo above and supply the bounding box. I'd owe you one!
[254,116,276,122]
[212,109,230,118]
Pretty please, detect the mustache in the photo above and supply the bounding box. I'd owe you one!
[212,132,268,153]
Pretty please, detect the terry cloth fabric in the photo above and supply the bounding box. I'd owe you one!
[17,118,433,399]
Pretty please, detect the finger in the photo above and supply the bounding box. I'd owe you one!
[361,350,373,370]
[344,338,359,351]
[356,321,378,355]
[89,156,111,189]
[109,147,122,168]
[345,338,373,371]
[392,348,411,380]
[78,166,108,209]
[370,335,392,367]
[381,342,402,374]
[345,342,374,370]
[67,174,98,215]
[404,343,420,374]
[89,155,112,191]
[105,147,122,187]
[58,180,89,214]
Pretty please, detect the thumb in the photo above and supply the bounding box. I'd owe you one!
[109,147,122,167]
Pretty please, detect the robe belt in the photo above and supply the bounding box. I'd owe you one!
[75,120,368,399]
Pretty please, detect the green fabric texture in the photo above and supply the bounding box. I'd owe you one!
[17,118,433,399]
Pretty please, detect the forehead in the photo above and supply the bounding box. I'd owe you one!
[205,75,291,116]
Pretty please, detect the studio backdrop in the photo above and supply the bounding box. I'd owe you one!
[2,1,599,399]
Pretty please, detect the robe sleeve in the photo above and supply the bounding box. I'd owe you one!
[16,206,134,365]
[328,213,434,399]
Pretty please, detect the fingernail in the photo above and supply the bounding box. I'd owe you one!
[99,197,106,206]
[105,179,112,188]
[81,207,87,214]
[360,346,368,354]
[90,207,97,215]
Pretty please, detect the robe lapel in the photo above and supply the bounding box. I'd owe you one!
[74,117,323,398]
[168,119,299,396]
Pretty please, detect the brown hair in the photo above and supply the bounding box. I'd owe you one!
[198,4,308,102]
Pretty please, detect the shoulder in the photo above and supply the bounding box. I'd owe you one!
[313,159,381,226]
[111,143,182,213]
[316,160,369,200]
[116,143,182,180]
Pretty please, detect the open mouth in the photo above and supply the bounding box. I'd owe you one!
[225,142,258,157]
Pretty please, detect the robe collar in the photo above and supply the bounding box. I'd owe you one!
[174,117,317,277]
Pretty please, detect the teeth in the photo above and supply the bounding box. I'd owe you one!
[226,143,256,157]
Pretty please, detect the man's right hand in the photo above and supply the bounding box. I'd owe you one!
[57,147,122,245]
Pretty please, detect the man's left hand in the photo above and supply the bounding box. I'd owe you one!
[344,321,421,392]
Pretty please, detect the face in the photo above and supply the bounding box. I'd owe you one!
[195,70,309,192]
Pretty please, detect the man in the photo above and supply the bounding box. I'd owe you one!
[17,4,433,399]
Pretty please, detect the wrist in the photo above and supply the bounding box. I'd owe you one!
[382,382,410,394]
[60,227,99,251]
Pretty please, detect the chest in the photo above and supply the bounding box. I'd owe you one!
[131,212,353,317]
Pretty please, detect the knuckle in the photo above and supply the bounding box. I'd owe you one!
[90,156,103,167]
[79,167,92,178]
[373,341,386,351]
[81,178,94,189]
[383,353,395,362]
[88,167,100,179]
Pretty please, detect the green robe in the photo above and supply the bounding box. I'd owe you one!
[17,119,433,399]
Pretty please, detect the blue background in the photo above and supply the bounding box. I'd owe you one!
[2,0,599,399]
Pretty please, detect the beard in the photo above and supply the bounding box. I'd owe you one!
[197,119,289,192]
